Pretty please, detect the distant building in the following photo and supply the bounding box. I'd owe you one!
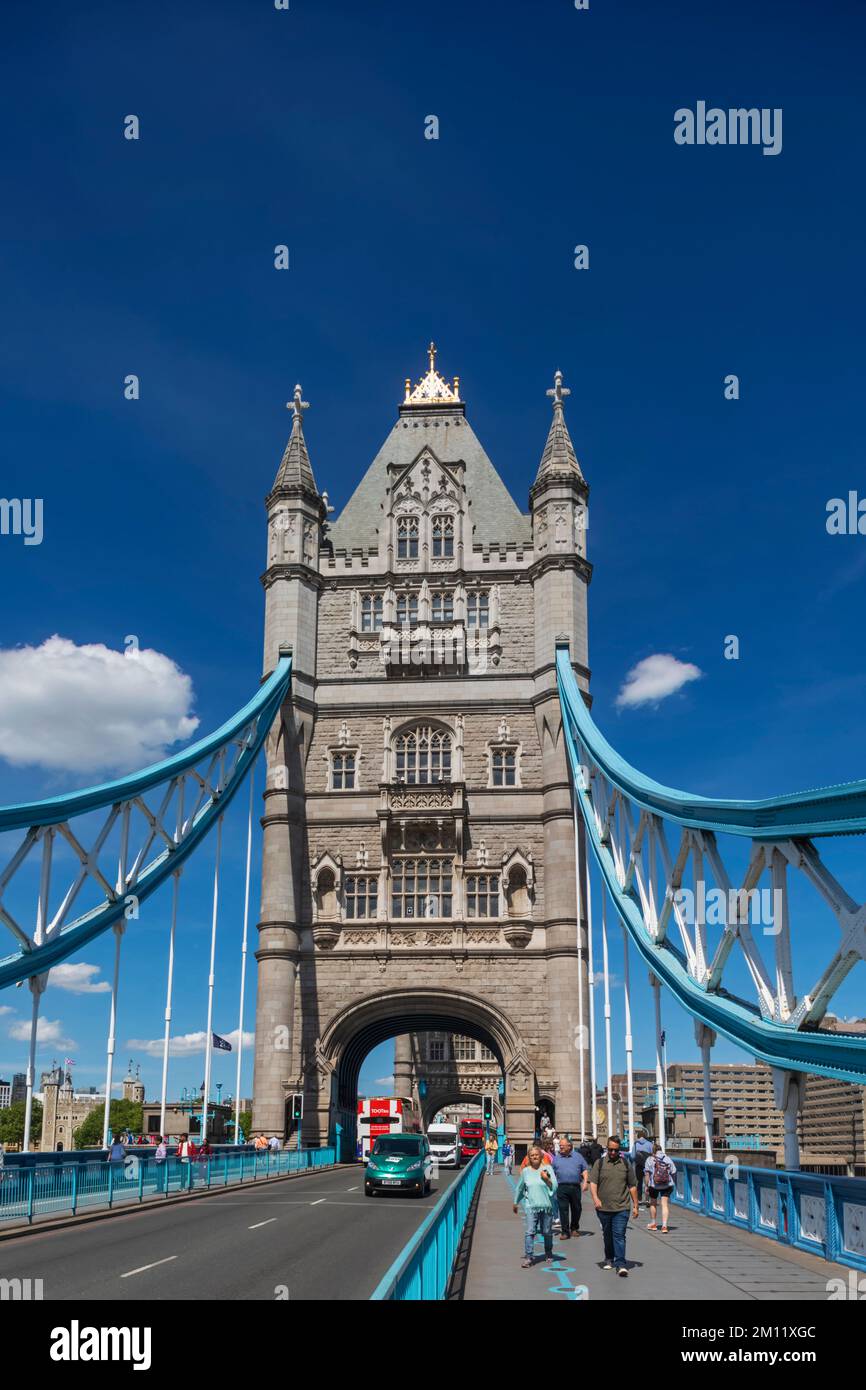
[39,1065,105,1151]
[615,1040,866,1172]
[121,1060,145,1106]
[11,1073,27,1104]
[140,1100,234,1142]
[403,1031,502,1129]
[0,1079,12,1110]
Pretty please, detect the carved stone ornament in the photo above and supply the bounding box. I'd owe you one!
[312,923,341,950]
[502,921,533,950]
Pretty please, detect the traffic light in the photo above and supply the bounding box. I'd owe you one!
[482,1094,494,1125]
[291,1093,304,1121]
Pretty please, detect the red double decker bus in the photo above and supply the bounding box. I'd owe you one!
[458,1117,484,1164]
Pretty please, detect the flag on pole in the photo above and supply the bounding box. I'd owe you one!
[64,1057,76,1069]
[212,1033,232,1052]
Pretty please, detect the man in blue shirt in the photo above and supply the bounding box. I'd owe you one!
[551,1136,589,1238]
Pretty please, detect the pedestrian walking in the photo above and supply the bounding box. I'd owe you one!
[631,1132,653,1206]
[154,1136,167,1163]
[107,1135,126,1164]
[589,1135,638,1277]
[176,1133,195,1163]
[484,1132,498,1175]
[502,1139,514,1176]
[513,1145,558,1268]
[551,1136,589,1239]
[645,1142,677,1233]
[520,1143,553,1168]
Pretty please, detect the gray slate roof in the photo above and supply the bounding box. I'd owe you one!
[536,402,584,482]
[273,415,317,493]
[328,413,531,552]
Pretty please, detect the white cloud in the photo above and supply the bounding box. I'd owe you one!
[616,653,702,710]
[125,1028,254,1058]
[373,1077,395,1088]
[592,971,621,990]
[0,635,199,774]
[48,962,110,995]
[8,1017,75,1047]
[0,1006,12,1016]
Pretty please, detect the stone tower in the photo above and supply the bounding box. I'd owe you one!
[251,349,592,1155]
[122,1060,145,1106]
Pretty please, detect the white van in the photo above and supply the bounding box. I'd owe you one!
[427,1123,460,1168]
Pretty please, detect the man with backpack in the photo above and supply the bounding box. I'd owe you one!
[631,1132,654,1206]
[588,1134,639,1277]
[645,1142,677,1233]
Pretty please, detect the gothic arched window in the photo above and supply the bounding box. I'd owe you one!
[431,591,453,622]
[394,726,452,784]
[361,593,383,632]
[397,515,419,559]
[396,592,418,626]
[467,591,489,629]
[431,515,454,559]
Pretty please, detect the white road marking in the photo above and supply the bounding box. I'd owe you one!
[248,1218,278,1229]
[310,1198,327,1206]
[346,1186,359,1192]
[120,1256,177,1279]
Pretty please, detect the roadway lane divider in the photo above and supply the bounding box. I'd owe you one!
[369,1154,483,1301]
[120,1256,178,1278]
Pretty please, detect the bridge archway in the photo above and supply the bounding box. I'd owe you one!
[421,1090,504,1132]
[314,986,536,1159]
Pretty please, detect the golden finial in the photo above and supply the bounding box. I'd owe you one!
[427,341,437,373]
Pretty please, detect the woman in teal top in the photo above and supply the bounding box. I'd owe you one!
[513,1145,559,1267]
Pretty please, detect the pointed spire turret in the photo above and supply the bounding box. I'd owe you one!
[272,384,318,494]
[535,370,584,483]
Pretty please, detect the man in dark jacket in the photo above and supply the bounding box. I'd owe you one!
[631,1133,654,1205]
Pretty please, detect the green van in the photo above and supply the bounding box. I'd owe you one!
[364,1133,433,1197]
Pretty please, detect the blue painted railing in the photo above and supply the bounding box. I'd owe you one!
[370,1153,484,1300]
[0,1144,336,1226]
[671,1158,866,1273]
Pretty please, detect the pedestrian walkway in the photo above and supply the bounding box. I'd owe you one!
[461,1166,852,1302]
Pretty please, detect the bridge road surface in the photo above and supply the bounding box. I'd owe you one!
[0,1165,462,1301]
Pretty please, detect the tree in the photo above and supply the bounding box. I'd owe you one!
[73,1099,143,1150]
[238,1111,252,1140]
[0,1099,42,1150]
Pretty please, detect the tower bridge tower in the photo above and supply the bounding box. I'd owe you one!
[252,349,592,1154]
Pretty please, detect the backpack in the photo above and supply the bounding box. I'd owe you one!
[651,1154,672,1187]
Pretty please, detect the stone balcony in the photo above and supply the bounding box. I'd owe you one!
[348,620,502,674]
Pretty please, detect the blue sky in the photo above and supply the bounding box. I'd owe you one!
[0,1,864,1110]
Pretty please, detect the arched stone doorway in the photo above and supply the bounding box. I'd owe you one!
[311,987,537,1159]
[537,1094,556,1137]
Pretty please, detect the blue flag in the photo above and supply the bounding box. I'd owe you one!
[213,1033,232,1052]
